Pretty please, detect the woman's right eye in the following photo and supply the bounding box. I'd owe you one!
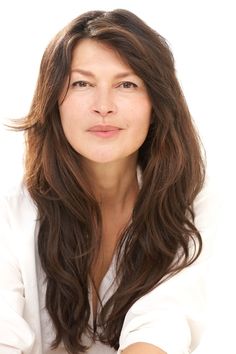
[71,80,90,88]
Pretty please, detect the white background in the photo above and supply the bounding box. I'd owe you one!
[0,0,235,352]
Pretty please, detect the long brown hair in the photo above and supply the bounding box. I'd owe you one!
[14,9,205,353]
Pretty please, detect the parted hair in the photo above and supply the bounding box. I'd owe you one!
[15,9,205,353]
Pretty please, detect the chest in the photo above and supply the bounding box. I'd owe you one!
[91,215,128,318]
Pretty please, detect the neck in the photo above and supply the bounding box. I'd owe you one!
[81,157,139,208]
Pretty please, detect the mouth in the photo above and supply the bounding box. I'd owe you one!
[87,125,122,138]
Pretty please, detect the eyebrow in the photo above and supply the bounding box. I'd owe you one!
[70,68,136,79]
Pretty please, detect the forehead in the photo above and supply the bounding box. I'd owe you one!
[71,38,132,71]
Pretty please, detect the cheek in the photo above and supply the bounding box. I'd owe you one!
[131,117,151,149]
[59,106,78,144]
[59,108,69,137]
[137,110,152,142]
[135,105,152,132]
[59,100,84,130]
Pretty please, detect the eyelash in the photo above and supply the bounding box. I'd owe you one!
[71,80,138,89]
[71,80,90,88]
[118,81,138,89]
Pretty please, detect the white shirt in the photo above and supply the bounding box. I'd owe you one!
[0,177,221,354]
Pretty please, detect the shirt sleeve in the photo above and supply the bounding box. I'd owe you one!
[0,196,35,353]
[118,176,222,354]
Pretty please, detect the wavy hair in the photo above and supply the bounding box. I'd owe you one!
[14,9,205,353]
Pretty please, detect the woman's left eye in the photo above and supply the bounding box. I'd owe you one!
[119,81,138,89]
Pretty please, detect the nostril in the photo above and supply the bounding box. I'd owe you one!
[94,109,114,117]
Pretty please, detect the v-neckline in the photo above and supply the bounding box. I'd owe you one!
[89,253,117,329]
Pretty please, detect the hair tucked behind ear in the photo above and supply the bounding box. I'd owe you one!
[13,9,205,353]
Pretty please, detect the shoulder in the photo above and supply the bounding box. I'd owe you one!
[193,173,224,259]
[0,181,37,248]
[193,174,222,217]
[0,181,36,219]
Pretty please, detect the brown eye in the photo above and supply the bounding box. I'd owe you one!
[72,81,89,87]
[120,81,138,89]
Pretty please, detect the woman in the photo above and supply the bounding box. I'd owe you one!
[0,8,218,354]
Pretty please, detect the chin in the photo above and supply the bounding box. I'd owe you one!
[80,154,119,165]
[90,157,119,164]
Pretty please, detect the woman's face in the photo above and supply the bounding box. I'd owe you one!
[59,39,152,165]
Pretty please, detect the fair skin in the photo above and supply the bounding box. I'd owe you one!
[123,343,166,354]
[59,38,166,354]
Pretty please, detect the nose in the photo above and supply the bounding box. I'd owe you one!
[92,88,117,117]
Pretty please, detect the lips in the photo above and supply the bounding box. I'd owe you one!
[88,125,121,132]
[87,125,122,138]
